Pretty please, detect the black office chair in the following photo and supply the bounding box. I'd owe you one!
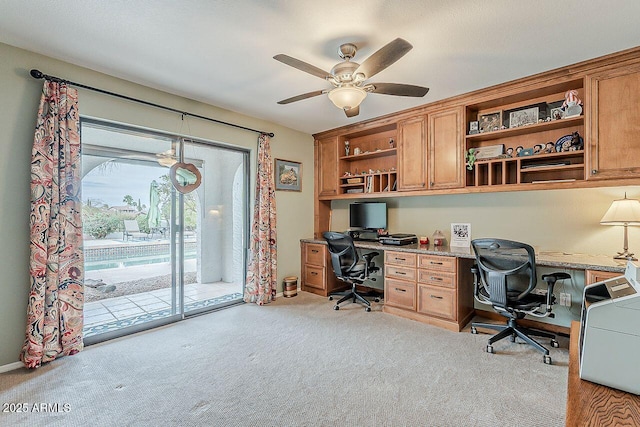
[323,231,381,312]
[469,238,570,364]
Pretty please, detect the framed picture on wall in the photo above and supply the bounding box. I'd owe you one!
[274,158,302,191]
[450,223,471,247]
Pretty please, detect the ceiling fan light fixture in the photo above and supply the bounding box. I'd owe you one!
[328,86,367,110]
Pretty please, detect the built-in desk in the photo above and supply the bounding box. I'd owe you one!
[300,238,626,332]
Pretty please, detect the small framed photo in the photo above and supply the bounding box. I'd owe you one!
[478,112,501,133]
[550,107,564,120]
[469,121,479,135]
[450,223,471,247]
[508,106,539,128]
[274,158,302,191]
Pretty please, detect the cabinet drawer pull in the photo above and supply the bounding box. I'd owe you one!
[430,276,443,281]
[395,288,407,293]
[430,295,443,299]
[310,272,318,276]
[430,261,443,265]
[311,249,319,253]
[396,271,406,275]
[395,257,406,261]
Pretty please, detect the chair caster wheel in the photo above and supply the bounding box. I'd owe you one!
[486,345,494,354]
[334,305,339,310]
[470,326,477,334]
[365,306,371,312]
[544,355,552,365]
[328,296,333,301]
[509,334,516,343]
[551,339,559,348]
[374,298,380,303]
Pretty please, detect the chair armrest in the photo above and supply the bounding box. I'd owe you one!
[541,272,571,311]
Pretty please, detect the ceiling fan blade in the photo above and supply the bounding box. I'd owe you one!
[370,83,429,97]
[344,105,360,118]
[277,90,325,105]
[354,38,413,79]
[273,54,332,80]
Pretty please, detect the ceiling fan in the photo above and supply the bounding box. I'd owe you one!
[274,38,429,118]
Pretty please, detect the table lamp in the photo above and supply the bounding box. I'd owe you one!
[600,193,640,260]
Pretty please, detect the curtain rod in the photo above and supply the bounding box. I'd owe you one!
[30,69,275,138]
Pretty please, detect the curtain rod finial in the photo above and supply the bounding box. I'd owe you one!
[30,69,44,79]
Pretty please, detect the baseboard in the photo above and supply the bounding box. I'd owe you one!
[0,361,23,373]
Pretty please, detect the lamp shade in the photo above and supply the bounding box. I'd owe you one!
[328,86,367,110]
[600,194,640,225]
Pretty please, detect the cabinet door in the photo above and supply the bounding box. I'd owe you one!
[585,269,620,285]
[316,136,338,196]
[397,116,427,191]
[428,107,464,189]
[587,65,640,180]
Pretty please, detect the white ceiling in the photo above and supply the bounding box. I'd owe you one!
[1,0,639,136]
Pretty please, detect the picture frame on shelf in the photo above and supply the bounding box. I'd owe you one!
[450,223,471,247]
[478,112,501,133]
[469,120,479,135]
[508,106,539,128]
[474,144,504,160]
[274,158,302,191]
[550,107,564,120]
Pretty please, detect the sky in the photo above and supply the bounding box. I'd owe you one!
[83,162,168,208]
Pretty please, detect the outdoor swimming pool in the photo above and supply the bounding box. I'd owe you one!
[85,251,196,271]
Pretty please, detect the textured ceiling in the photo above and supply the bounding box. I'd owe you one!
[1,0,639,135]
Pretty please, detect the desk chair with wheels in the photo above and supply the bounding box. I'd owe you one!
[470,238,570,364]
[323,231,381,312]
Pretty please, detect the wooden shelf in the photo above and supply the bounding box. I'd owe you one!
[465,116,583,142]
[340,147,397,161]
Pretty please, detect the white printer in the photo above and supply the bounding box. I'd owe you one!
[579,261,640,395]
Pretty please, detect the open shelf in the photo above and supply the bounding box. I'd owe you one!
[466,116,584,142]
[339,147,397,161]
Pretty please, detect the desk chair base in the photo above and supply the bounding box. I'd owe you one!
[329,283,381,312]
[471,318,559,364]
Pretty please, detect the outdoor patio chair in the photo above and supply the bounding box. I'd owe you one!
[123,219,148,241]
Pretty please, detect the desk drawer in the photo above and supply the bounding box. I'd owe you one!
[305,244,326,266]
[385,251,417,268]
[417,270,456,289]
[385,265,417,281]
[385,279,416,311]
[418,255,456,273]
[417,284,455,320]
[304,265,325,290]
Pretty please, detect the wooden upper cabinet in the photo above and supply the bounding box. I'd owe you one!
[316,136,338,197]
[428,107,464,189]
[397,116,427,191]
[587,64,640,180]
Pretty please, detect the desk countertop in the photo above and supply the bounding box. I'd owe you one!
[301,238,626,273]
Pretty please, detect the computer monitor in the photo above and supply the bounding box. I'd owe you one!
[349,202,387,230]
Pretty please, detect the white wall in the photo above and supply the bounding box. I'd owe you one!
[0,42,314,367]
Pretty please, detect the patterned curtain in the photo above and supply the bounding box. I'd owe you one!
[20,81,84,368]
[244,133,277,305]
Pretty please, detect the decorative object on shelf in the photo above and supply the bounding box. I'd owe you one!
[465,148,476,170]
[533,143,545,154]
[274,158,302,191]
[346,177,363,184]
[569,131,584,151]
[419,236,429,245]
[515,146,524,156]
[508,106,539,128]
[469,121,479,135]
[600,193,640,260]
[517,147,534,157]
[353,147,361,155]
[450,223,471,247]
[562,89,583,118]
[478,112,501,133]
[543,142,555,153]
[389,137,395,148]
[432,230,445,246]
[474,144,504,160]
[344,140,350,156]
[505,147,514,157]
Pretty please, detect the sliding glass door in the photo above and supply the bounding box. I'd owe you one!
[80,119,247,342]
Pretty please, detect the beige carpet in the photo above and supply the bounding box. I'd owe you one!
[0,292,568,426]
